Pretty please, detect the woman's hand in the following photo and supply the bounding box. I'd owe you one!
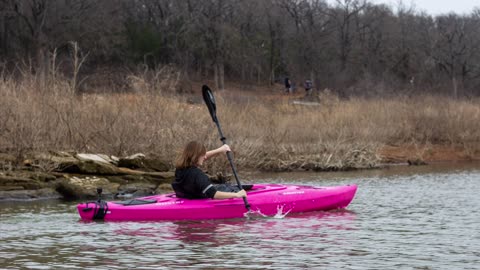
[219,144,231,153]
[235,189,247,198]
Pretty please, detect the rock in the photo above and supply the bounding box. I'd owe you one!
[118,154,170,172]
[408,159,428,166]
[114,168,174,184]
[155,183,173,194]
[24,151,77,172]
[0,175,46,190]
[143,171,175,185]
[122,174,147,182]
[58,160,121,175]
[123,153,146,159]
[0,151,178,200]
[29,172,57,182]
[55,176,120,200]
[75,153,119,166]
[106,172,174,188]
[0,185,24,191]
[117,182,157,197]
[0,188,62,201]
[105,176,129,185]
[26,152,122,175]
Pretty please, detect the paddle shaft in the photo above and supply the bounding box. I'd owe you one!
[202,85,250,210]
[214,122,251,210]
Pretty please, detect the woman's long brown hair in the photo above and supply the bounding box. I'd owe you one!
[175,141,207,169]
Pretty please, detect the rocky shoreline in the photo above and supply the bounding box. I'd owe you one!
[0,151,178,201]
[1,144,479,201]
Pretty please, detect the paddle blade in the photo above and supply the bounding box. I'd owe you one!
[202,85,218,122]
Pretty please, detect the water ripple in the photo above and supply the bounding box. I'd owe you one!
[1,164,479,269]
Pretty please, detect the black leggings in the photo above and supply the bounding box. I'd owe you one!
[214,184,253,192]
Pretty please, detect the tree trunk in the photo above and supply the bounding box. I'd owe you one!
[452,76,458,99]
[310,70,315,91]
[213,61,225,91]
[214,63,219,90]
[219,61,225,91]
[241,62,246,82]
[0,15,6,56]
[271,68,275,86]
[257,65,261,84]
[269,30,275,86]
[36,44,49,92]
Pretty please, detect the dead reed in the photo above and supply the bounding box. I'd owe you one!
[0,74,479,171]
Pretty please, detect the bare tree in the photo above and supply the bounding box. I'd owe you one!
[328,0,367,72]
[433,14,477,98]
[1,0,480,97]
[278,0,330,86]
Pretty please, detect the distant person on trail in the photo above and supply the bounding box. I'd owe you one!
[285,77,292,93]
[304,79,313,96]
[172,141,248,200]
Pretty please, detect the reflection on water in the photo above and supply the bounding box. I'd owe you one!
[1,162,479,269]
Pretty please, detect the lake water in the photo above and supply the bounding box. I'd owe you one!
[1,163,479,269]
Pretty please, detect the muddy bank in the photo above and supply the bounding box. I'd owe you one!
[379,144,480,164]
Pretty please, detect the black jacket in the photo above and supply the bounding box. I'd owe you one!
[172,167,217,199]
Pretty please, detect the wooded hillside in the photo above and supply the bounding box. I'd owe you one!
[1,0,480,97]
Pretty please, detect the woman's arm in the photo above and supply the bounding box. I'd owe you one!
[213,189,247,199]
[205,144,231,160]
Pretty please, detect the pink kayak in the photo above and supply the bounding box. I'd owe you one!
[77,184,357,221]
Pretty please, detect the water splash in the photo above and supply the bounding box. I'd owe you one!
[243,209,267,219]
[243,205,291,219]
[272,205,291,219]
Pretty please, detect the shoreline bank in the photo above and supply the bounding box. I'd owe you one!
[1,144,479,202]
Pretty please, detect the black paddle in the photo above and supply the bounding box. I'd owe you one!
[202,85,251,211]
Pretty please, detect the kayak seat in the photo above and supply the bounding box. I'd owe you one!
[113,199,157,206]
[242,184,254,191]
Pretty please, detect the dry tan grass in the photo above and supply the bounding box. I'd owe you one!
[0,74,479,171]
[214,92,480,170]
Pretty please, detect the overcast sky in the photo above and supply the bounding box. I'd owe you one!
[365,0,479,15]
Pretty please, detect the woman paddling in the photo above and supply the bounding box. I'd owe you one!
[172,141,247,199]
